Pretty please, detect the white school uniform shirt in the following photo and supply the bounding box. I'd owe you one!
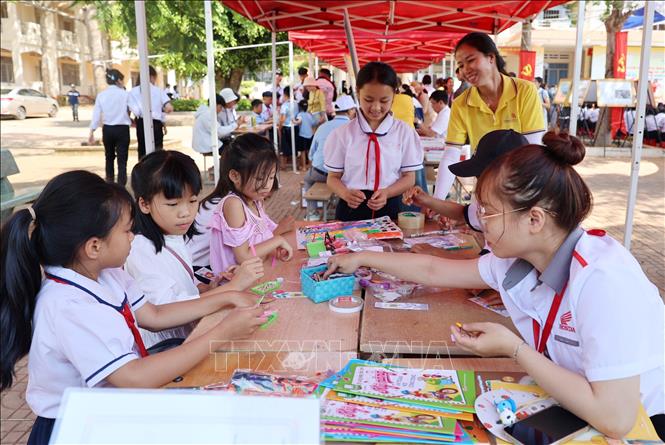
[323,111,424,190]
[186,198,221,267]
[645,114,658,132]
[27,266,146,418]
[656,113,665,133]
[478,228,664,416]
[125,234,199,348]
[430,106,451,139]
[587,108,600,124]
[128,84,171,122]
[89,85,131,130]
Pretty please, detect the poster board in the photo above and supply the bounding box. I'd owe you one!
[565,79,592,105]
[596,79,636,107]
[554,79,592,105]
[552,79,571,105]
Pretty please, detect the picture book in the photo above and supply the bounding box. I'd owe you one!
[227,370,319,397]
[468,290,510,318]
[296,216,402,249]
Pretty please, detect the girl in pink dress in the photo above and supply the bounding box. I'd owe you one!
[209,134,294,275]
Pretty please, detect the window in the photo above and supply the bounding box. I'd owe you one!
[0,56,14,83]
[61,63,80,86]
[18,89,31,96]
[1,3,9,19]
[543,9,560,20]
[61,17,74,32]
[28,89,45,97]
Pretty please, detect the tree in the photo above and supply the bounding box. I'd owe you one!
[594,1,639,147]
[87,0,292,91]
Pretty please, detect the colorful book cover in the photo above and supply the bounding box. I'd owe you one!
[321,396,458,435]
[330,360,477,413]
[324,421,474,443]
[296,216,402,249]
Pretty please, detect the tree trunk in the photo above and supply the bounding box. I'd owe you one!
[521,20,532,51]
[38,5,54,97]
[83,6,108,97]
[215,68,245,92]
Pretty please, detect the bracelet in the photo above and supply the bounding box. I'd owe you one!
[512,341,527,363]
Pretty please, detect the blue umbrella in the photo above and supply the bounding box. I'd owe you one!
[622,6,665,30]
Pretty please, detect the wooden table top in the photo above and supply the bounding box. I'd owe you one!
[232,123,272,135]
[186,223,361,353]
[359,231,518,356]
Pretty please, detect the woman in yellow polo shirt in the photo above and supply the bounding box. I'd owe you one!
[434,32,546,199]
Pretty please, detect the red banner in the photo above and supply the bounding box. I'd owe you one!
[518,51,536,81]
[611,32,628,138]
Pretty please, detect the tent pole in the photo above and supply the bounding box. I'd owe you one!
[624,0,654,250]
[271,29,279,154]
[135,0,154,155]
[289,41,297,173]
[568,0,585,136]
[308,52,314,77]
[315,56,319,74]
[343,9,360,78]
[204,0,219,184]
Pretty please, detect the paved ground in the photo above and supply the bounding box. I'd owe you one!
[1,107,663,443]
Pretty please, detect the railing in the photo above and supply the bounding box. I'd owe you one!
[20,21,41,44]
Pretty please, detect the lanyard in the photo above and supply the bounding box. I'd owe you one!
[46,273,149,358]
[365,133,381,219]
[532,282,567,354]
[164,245,195,281]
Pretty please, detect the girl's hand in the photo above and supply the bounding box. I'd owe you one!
[275,237,293,261]
[402,186,427,206]
[215,306,266,340]
[344,189,366,209]
[411,244,443,256]
[206,273,224,290]
[229,257,264,290]
[225,290,261,308]
[323,253,362,279]
[367,189,388,211]
[275,216,295,235]
[450,322,524,357]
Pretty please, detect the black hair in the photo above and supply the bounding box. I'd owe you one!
[400,84,414,97]
[130,150,202,252]
[283,86,291,97]
[422,74,432,85]
[455,32,509,77]
[210,94,223,107]
[455,67,460,74]
[430,90,449,104]
[298,99,308,111]
[1,171,134,390]
[319,68,332,78]
[251,99,262,109]
[356,62,399,91]
[201,134,278,209]
[149,65,157,78]
[298,67,308,76]
[105,69,124,85]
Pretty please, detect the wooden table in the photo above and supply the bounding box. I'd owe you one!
[186,224,361,353]
[360,231,518,356]
[166,351,357,388]
[232,123,272,135]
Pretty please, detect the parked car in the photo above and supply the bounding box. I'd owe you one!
[0,87,59,120]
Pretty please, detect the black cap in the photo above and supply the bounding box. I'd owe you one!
[448,129,529,178]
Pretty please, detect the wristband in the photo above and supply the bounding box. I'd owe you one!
[512,341,527,362]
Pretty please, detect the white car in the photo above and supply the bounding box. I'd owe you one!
[0,87,59,120]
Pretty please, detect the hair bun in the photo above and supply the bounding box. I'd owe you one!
[542,131,585,166]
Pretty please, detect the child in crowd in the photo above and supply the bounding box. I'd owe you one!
[250,99,265,125]
[125,151,264,349]
[326,131,665,441]
[279,86,300,167]
[208,134,294,275]
[295,99,316,169]
[324,61,423,221]
[403,129,528,257]
[1,171,267,444]
[417,90,450,139]
[304,77,326,125]
[261,91,276,124]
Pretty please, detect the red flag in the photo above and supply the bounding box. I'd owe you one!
[611,32,628,138]
[518,51,536,81]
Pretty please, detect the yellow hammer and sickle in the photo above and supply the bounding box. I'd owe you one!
[618,55,626,73]
[521,64,533,76]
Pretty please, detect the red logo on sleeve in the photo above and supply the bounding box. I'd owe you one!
[559,311,576,332]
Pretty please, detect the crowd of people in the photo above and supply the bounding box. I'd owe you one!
[1,30,663,445]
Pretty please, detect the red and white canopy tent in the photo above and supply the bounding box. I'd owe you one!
[132,0,655,249]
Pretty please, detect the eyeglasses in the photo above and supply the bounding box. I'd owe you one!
[475,205,527,230]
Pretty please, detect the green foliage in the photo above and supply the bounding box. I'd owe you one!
[236,98,252,112]
[240,80,256,98]
[87,0,291,80]
[171,99,204,112]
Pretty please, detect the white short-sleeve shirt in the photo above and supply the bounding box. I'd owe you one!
[477,228,664,416]
[323,111,424,190]
[129,84,171,122]
[430,106,451,139]
[125,234,199,347]
[186,198,221,268]
[27,266,146,418]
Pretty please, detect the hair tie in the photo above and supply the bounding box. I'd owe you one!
[27,207,36,221]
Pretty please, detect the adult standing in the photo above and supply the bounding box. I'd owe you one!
[67,84,80,122]
[433,32,545,200]
[534,76,550,130]
[453,68,470,99]
[192,94,235,155]
[421,75,434,96]
[88,69,131,186]
[217,88,247,150]
[316,68,337,120]
[294,67,308,102]
[129,65,173,159]
[272,69,285,105]
[444,77,455,107]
